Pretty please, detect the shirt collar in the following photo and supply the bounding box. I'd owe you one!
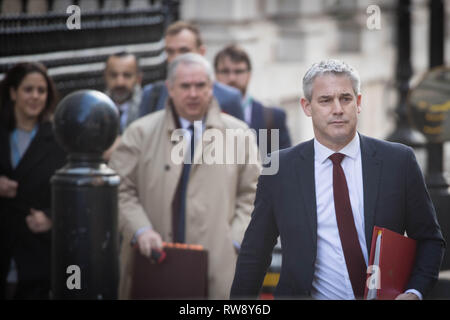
[242,94,252,109]
[314,133,360,164]
[178,116,191,130]
[178,116,205,134]
[118,101,130,113]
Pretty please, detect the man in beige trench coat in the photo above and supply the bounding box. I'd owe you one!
[109,53,261,299]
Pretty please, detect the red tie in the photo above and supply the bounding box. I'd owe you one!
[329,153,366,298]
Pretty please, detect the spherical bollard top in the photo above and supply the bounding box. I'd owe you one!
[53,90,119,156]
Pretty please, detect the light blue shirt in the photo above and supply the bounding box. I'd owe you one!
[132,116,203,243]
[9,125,38,168]
[118,101,129,133]
[241,95,253,125]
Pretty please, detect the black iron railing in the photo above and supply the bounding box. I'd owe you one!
[0,0,179,97]
[0,8,165,56]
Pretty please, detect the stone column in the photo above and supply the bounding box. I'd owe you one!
[1,0,23,14]
[265,0,337,62]
[52,0,74,13]
[103,0,125,10]
[130,0,150,9]
[181,0,263,62]
[79,0,100,12]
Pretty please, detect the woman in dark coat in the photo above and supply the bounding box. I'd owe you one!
[0,62,67,299]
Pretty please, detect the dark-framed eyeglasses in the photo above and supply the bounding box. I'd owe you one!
[216,68,249,76]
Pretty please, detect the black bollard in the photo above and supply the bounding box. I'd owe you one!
[51,90,120,299]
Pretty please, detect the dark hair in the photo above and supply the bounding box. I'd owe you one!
[0,62,58,131]
[214,44,252,72]
[110,51,133,59]
[106,51,140,71]
[165,21,203,48]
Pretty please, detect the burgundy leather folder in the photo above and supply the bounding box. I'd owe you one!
[364,227,417,300]
[130,243,208,299]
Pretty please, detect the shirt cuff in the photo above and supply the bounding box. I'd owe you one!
[131,226,152,245]
[232,240,241,252]
[405,289,423,300]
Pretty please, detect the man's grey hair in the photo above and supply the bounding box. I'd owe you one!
[167,53,215,85]
[302,59,360,101]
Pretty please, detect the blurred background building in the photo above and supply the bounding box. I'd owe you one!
[1,0,449,171]
[1,0,450,296]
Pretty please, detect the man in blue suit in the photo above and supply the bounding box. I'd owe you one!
[230,59,445,300]
[139,21,244,121]
[214,45,291,153]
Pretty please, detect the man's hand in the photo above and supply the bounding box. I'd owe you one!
[26,208,52,233]
[0,175,18,198]
[395,292,420,300]
[136,228,163,258]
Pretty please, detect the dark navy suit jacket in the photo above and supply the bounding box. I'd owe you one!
[0,122,67,299]
[139,81,244,121]
[249,99,291,151]
[230,134,445,299]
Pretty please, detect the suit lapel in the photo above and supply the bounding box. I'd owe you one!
[157,86,169,111]
[250,101,263,131]
[13,122,54,181]
[293,140,317,247]
[289,135,381,257]
[359,134,382,253]
[0,128,13,174]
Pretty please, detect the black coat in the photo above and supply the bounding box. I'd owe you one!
[249,99,291,151]
[231,134,445,299]
[0,121,67,298]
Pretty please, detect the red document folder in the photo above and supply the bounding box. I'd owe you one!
[130,243,208,299]
[364,227,417,300]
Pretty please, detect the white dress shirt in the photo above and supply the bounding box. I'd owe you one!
[310,133,422,300]
[311,133,368,300]
[179,117,204,147]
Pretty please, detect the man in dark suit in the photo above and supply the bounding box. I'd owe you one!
[230,59,445,300]
[214,45,291,152]
[104,51,142,133]
[139,21,244,121]
[102,51,142,160]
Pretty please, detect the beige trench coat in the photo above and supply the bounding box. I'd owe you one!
[109,99,261,299]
